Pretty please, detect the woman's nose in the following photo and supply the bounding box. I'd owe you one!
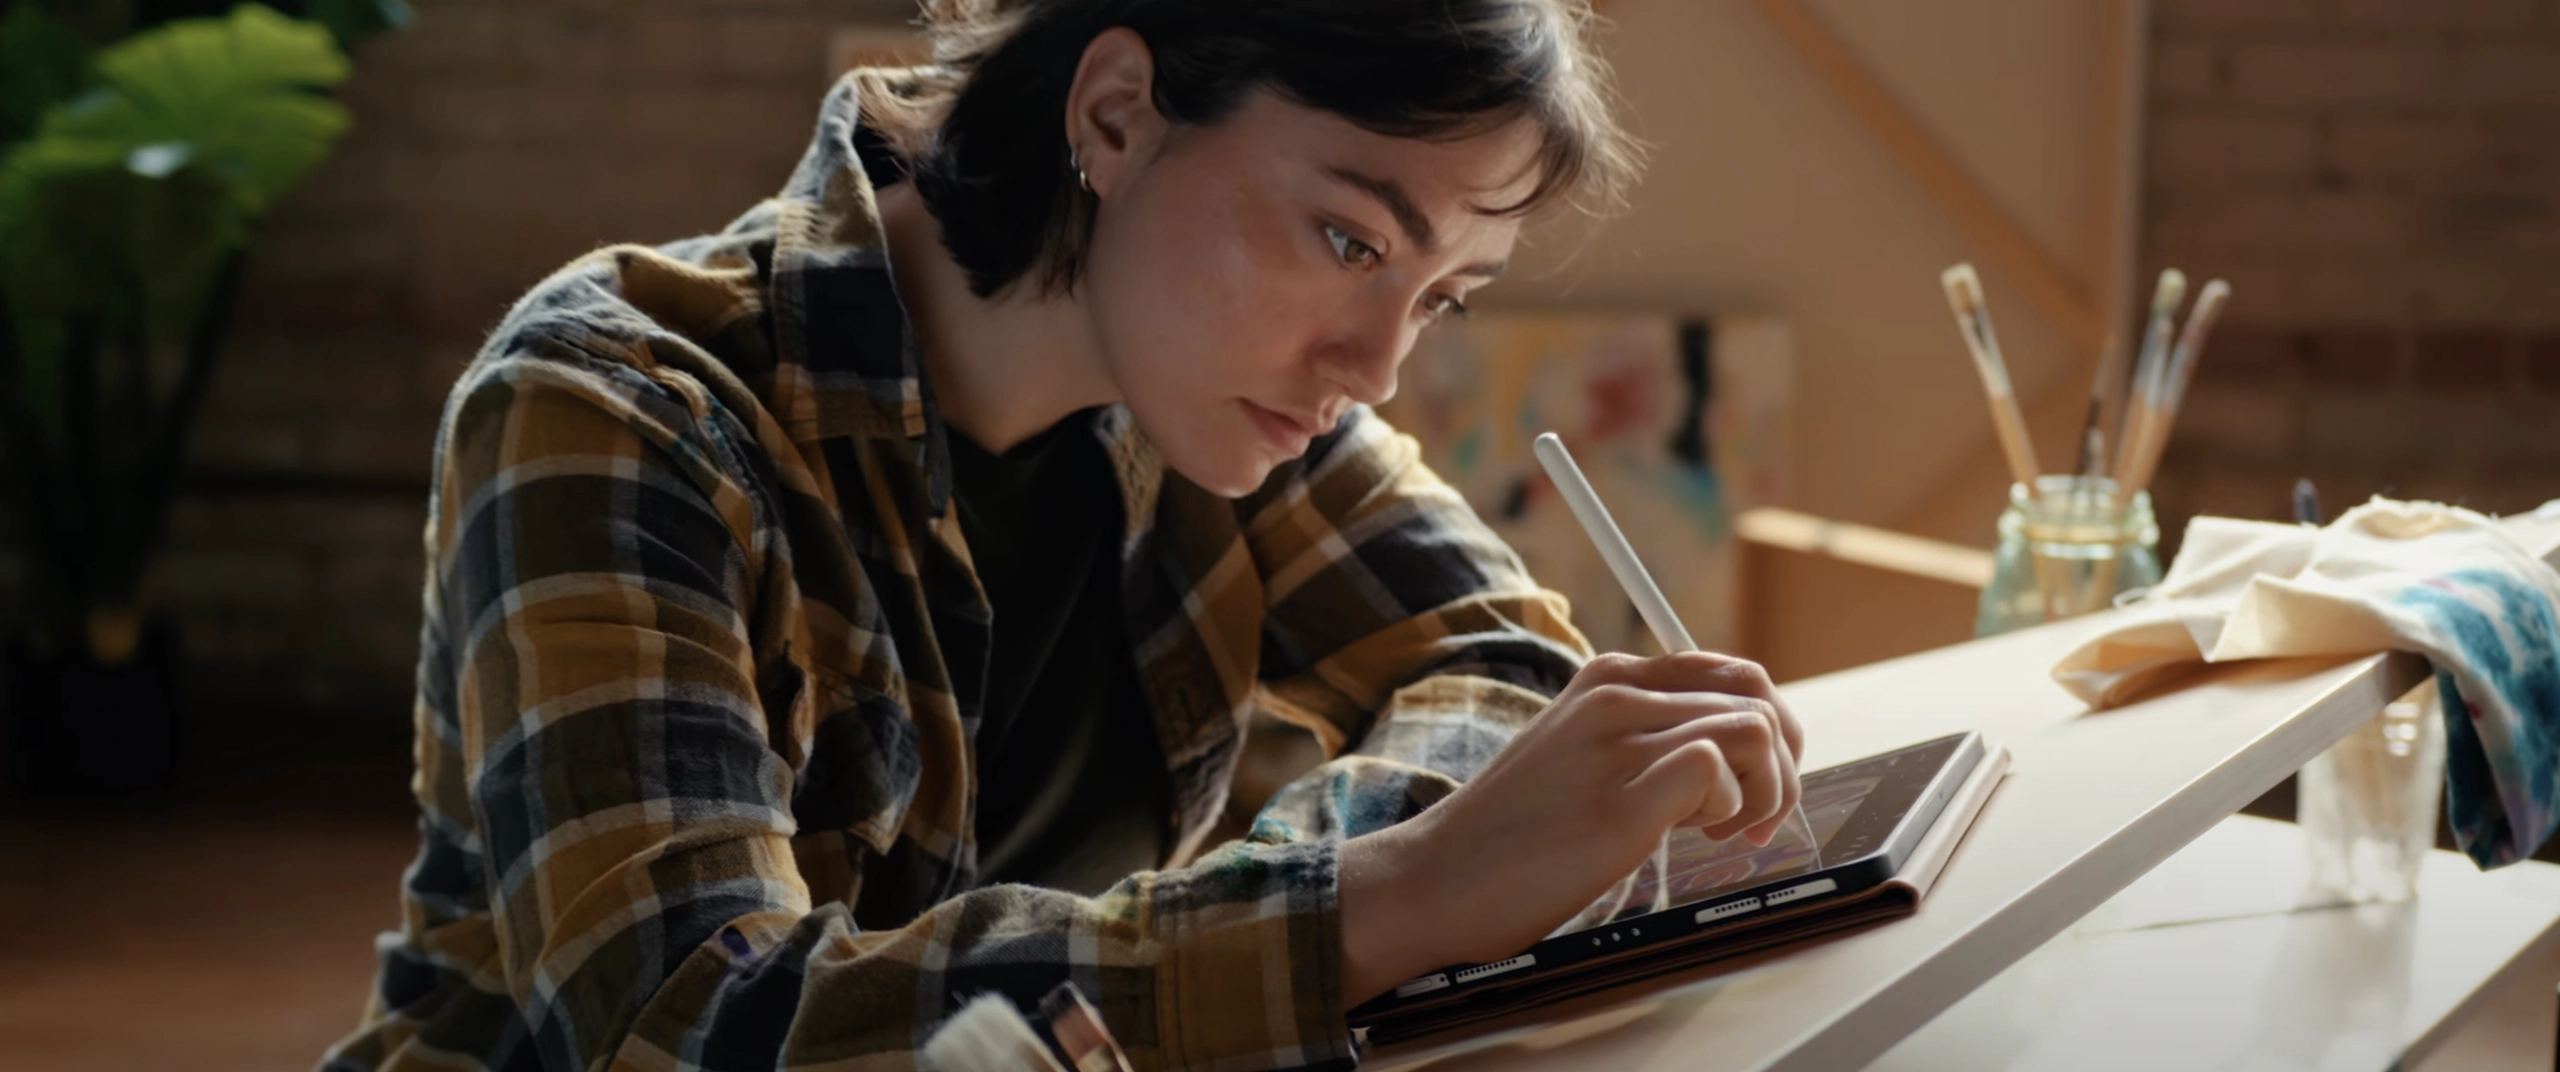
[1313,314,1407,408]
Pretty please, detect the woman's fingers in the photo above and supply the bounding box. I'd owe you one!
[1627,737,1744,832]
[1581,650,1779,704]
[1402,652,1817,973]
[1559,655,1810,847]
[1706,726,1806,846]
[1568,651,1805,759]
[1641,709,1788,838]
[1584,683,1782,740]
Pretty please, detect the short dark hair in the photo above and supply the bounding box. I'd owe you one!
[865,0,1638,299]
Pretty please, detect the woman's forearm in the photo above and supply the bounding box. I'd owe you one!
[1337,816,1453,1006]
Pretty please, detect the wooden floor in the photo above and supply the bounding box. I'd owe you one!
[0,810,416,1071]
[0,697,422,1072]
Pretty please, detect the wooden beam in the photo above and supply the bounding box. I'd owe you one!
[1736,523,1984,681]
[1897,1,2152,540]
[2091,0,2150,346]
[1745,0,2099,343]
[1735,507,1996,590]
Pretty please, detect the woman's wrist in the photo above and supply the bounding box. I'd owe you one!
[1337,813,1451,1006]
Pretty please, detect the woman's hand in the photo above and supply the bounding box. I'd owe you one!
[1339,651,1805,1005]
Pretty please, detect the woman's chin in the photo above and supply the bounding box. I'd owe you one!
[1192,460,1278,499]
[1128,403,1288,498]
[1164,440,1282,499]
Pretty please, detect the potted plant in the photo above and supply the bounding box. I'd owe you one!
[0,0,405,794]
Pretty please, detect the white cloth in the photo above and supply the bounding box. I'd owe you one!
[2053,498,2560,866]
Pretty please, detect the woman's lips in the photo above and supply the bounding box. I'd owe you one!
[1242,399,1316,455]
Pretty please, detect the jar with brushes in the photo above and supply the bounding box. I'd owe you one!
[1974,474,2162,637]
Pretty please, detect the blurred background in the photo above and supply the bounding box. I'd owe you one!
[1,0,2556,1067]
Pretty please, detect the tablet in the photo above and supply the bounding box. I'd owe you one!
[1351,731,1998,1041]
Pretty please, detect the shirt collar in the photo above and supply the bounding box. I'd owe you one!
[756,73,1166,533]
[762,72,933,447]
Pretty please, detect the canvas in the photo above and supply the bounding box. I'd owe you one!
[1383,314,1795,657]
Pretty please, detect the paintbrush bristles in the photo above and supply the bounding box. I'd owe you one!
[2136,269,2189,402]
[2150,269,2189,311]
[1939,263,2043,491]
[1940,265,2008,390]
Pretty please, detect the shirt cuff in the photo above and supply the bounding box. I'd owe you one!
[1150,837,1360,1071]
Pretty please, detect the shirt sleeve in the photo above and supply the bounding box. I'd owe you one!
[439,357,1355,1072]
[1240,405,1595,843]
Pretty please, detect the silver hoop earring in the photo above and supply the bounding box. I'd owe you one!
[1071,146,1092,193]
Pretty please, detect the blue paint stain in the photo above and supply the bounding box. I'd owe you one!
[2397,568,2560,866]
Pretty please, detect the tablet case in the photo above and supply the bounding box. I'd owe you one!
[1353,744,2012,1044]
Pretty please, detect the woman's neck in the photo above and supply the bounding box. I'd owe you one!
[877,181,1121,456]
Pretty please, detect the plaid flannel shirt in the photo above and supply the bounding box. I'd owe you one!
[323,73,1590,1072]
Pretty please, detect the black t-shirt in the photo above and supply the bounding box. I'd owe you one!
[948,408,1171,895]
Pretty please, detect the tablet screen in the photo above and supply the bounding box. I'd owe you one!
[1589,734,1969,926]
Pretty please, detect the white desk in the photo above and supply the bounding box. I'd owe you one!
[1871,815,2560,1071]
[1368,512,2560,1072]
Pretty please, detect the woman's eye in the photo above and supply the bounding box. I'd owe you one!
[1424,293,1472,322]
[1324,224,1381,268]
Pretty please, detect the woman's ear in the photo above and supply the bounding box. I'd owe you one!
[1063,27,1165,199]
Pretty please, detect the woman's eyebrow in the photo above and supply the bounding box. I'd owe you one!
[1321,165,1507,280]
[1323,165,1439,253]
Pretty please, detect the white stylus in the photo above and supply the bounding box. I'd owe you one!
[1532,432,1821,914]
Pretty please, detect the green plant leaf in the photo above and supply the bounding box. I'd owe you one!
[46,3,351,213]
[99,4,349,91]
[0,2,90,150]
[0,3,375,628]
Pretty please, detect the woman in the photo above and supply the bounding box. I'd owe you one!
[325,1,1806,1069]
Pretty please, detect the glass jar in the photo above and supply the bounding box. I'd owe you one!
[1974,475,2163,637]
[2300,680,2447,904]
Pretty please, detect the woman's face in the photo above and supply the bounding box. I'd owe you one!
[1080,91,1541,498]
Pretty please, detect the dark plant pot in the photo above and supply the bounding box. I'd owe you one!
[2,618,183,797]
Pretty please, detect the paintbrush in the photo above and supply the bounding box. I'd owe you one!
[2072,334,2129,613]
[2072,333,2124,489]
[2121,278,2230,507]
[2160,279,2232,417]
[2113,269,2188,505]
[1939,264,2043,494]
[2075,332,2128,514]
[2098,330,2134,486]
